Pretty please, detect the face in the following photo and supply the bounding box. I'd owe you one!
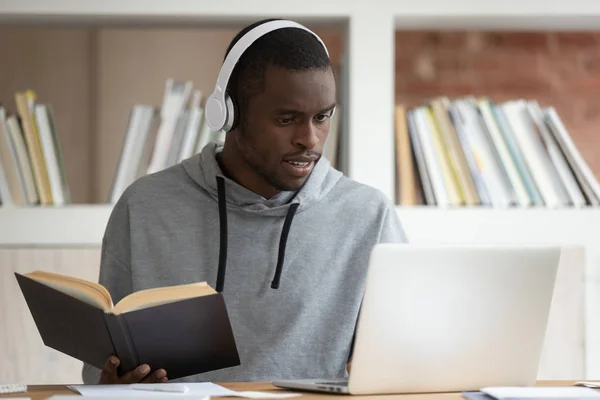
[234,64,336,193]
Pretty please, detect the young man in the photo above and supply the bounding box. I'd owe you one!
[83,19,406,385]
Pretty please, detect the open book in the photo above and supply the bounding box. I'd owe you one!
[23,270,216,314]
[16,271,240,380]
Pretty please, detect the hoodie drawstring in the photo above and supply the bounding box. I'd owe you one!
[271,202,299,289]
[216,177,228,293]
[215,176,299,292]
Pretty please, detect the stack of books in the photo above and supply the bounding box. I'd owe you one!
[394,96,600,208]
[0,90,70,207]
[108,79,225,204]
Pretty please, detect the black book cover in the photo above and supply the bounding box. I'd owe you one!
[15,273,240,379]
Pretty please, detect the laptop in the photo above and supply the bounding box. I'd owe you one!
[274,243,560,395]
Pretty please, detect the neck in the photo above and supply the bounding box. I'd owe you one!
[218,133,280,199]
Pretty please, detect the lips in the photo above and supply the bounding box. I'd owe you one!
[282,159,315,177]
[286,160,311,167]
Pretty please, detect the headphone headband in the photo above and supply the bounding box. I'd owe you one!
[205,20,330,132]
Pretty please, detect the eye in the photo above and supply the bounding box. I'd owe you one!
[314,113,331,123]
[277,117,295,125]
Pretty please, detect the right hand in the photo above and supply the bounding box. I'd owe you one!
[99,356,168,384]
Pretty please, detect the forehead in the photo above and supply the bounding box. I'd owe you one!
[260,64,336,110]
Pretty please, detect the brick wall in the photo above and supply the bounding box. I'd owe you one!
[395,31,600,179]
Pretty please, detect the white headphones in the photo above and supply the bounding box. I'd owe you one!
[205,19,330,132]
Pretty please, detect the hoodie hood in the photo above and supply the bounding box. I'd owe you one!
[181,142,344,291]
[182,142,343,216]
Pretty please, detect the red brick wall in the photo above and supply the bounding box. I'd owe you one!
[395,31,600,180]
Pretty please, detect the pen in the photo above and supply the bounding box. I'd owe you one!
[130,384,189,394]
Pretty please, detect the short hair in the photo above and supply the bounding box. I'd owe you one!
[224,19,331,129]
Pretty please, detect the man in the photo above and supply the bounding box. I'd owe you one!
[83,18,406,385]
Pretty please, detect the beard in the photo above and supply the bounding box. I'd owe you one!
[235,128,317,193]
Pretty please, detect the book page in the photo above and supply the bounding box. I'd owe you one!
[25,270,112,311]
[114,281,215,315]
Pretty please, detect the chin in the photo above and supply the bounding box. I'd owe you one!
[272,175,309,192]
[280,179,308,192]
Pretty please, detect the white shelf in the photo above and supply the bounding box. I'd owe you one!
[0,0,351,24]
[392,0,600,30]
[0,205,112,246]
[397,206,600,248]
[4,204,599,247]
[3,0,600,29]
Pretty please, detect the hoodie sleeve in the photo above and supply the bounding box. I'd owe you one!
[378,200,408,244]
[82,196,134,384]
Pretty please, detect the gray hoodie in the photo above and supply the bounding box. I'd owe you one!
[82,143,406,384]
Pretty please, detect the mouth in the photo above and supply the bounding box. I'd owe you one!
[282,159,315,177]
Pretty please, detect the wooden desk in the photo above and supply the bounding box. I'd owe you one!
[0,382,594,400]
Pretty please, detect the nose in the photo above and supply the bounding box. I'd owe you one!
[293,121,319,150]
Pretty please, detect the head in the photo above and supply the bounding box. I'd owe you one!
[221,19,336,196]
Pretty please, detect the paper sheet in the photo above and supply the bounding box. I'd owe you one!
[576,382,600,388]
[0,383,27,394]
[482,386,600,399]
[68,382,300,399]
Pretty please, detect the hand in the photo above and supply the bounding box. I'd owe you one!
[99,356,168,384]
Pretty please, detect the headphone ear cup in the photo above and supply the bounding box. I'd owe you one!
[223,93,238,132]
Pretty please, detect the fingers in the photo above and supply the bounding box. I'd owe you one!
[118,364,151,384]
[142,368,168,384]
[98,357,167,384]
[99,356,120,384]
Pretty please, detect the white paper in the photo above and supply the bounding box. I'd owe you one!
[0,383,27,394]
[68,382,300,399]
[52,397,206,400]
[226,392,300,399]
[482,386,600,399]
[576,382,600,388]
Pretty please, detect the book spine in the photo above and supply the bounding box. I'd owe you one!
[448,103,492,206]
[104,313,139,375]
[407,109,436,205]
[478,99,531,207]
[414,107,450,207]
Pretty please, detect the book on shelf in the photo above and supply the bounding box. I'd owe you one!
[108,78,344,203]
[0,90,70,207]
[15,270,240,380]
[394,96,600,208]
[108,79,224,203]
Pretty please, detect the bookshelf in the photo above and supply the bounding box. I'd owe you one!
[1,0,600,380]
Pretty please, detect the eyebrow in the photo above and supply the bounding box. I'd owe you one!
[274,103,337,115]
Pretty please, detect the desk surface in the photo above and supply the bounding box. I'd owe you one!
[0,381,594,400]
